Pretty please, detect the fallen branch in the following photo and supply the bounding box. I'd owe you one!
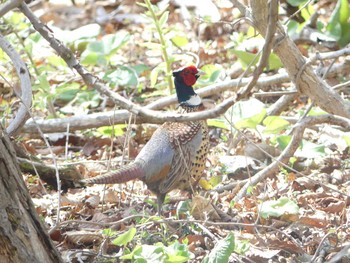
[18,157,82,191]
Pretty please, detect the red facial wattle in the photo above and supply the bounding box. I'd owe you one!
[179,66,199,86]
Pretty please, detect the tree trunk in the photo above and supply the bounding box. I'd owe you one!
[250,0,350,118]
[0,127,63,263]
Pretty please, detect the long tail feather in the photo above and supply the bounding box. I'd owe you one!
[80,162,144,186]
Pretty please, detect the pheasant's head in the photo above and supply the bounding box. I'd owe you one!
[173,65,205,107]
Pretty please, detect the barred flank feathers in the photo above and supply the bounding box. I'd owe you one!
[81,163,144,185]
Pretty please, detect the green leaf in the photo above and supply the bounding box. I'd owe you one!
[81,31,129,65]
[103,66,138,87]
[197,64,222,85]
[37,74,50,92]
[81,50,104,65]
[158,11,169,28]
[47,55,67,68]
[300,3,314,21]
[150,63,166,87]
[112,227,137,246]
[209,175,223,188]
[235,108,266,130]
[267,53,283,71]
[276,135,291,150]
[225,98,265,125]
[231,50,258,70]
[203,233,235,263]
[102,228,117,237]
[136,2,148,8]
[327,0,348,41]
[96,124,127,137]
[296,140,325,158]
[132,64,150,75]
[164,242,193,263]
[260,197,299,219]
[231,49,282,71]
[343,135,350,147]
[171,36,188,47]
[305,107,327,116]
[207,119,229,129]
[339,0,350,24]
[55,83,80,103]
[263,116,290,134]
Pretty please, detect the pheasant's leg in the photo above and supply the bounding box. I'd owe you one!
[157,193,166,215]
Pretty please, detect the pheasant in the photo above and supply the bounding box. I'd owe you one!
[80,65,210,214]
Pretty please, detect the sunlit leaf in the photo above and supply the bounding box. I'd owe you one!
[103,66,138,87]
[209,175,223,188]
[171,36,189,47]
[276,135,291,150]
[102,228,117,237]
[260,197,299,219]
[198,179,213,190]
[207,119,229,129]
[112,227,137,246]
[343,135,350,146]
[235,109,266,130]
[296,140,325,158]
[158,11,169,28]
[96,124,127,137]
[225,98,265,126]
[55,82,80,103]
[203,233,235,263]
[263,116,290,134]
[80,31,129,65]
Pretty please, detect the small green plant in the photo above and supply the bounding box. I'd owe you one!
[111,227,137,247]
[203,233,235,263]
[121,241,194,263]
[287,0,350,47]
[138,0,174,94]
[228,27,283,72]
[259,197,299,219]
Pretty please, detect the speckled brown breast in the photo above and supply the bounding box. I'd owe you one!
[175,104,209,191]
[190,120,209,185]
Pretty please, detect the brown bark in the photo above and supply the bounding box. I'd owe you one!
[0,127,63,263]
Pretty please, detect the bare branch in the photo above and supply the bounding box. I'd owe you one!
[0,33,32,136]
[234,114,350,201]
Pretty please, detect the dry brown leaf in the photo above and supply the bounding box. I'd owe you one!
[296,192,327,206]
[103,189,120,204]
[315,197,346,213]
[179,234,206,248]
[190,195,220,220]
[298,210,329,228]
[36,146,65,155]
[245,245,281,262]
[85,195,100,208]
[64,230,103,248]
[267,239,305,254]
[82,138,112,156]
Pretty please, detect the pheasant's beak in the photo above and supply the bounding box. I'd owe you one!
[195,69,206,77]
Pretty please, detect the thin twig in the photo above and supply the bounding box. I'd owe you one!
[0,33,32,136]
